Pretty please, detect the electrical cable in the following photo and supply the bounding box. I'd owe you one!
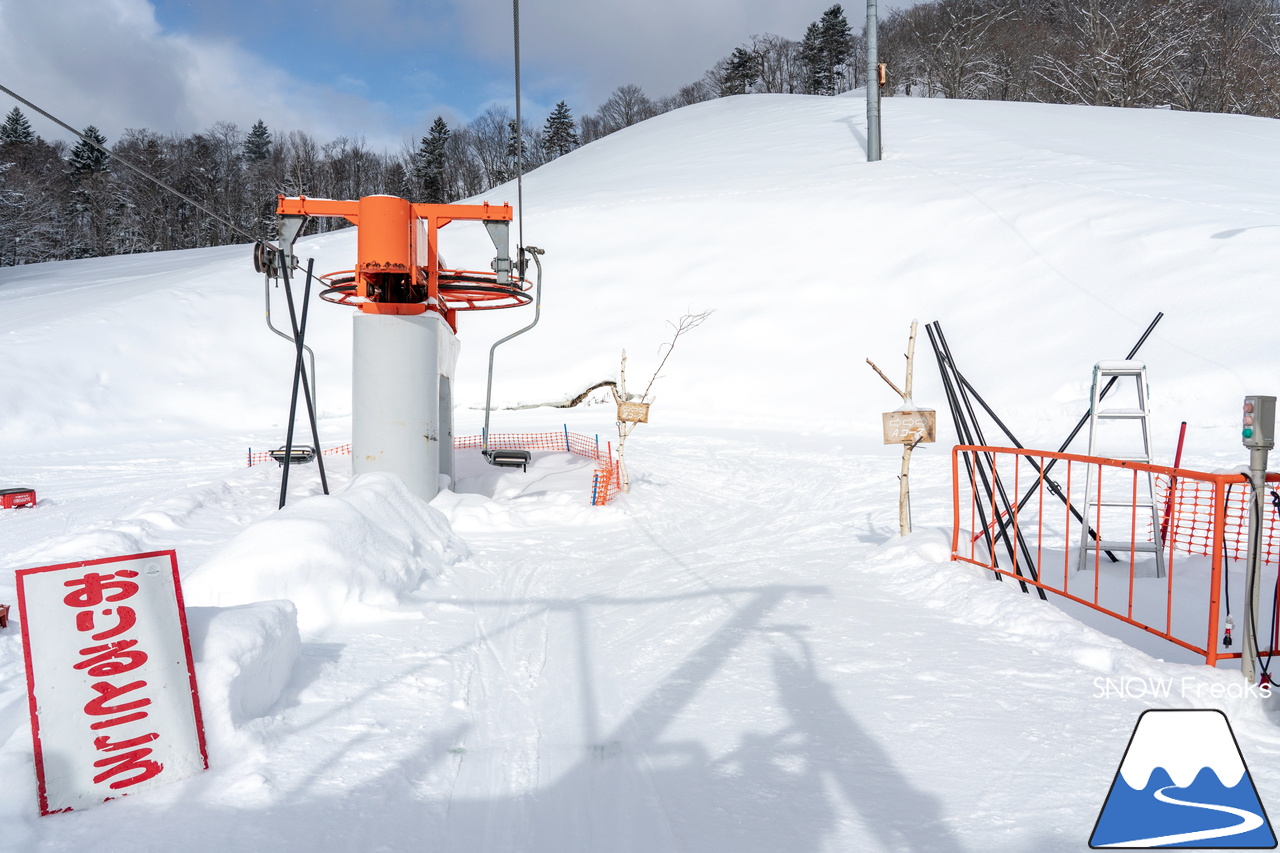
[1223,482,1235,646]
[1249,481,1272,679]
[0,83,268,247]
[1269,490,1280,671]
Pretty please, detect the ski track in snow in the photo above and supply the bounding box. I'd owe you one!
[2,429,1279,852]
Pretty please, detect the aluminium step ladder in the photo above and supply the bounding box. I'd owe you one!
[1077,360,1166,578]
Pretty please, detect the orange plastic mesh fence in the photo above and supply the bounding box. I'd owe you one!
[1155,475,1280,565]
[247,431,618,505]
[453,430,611,462]
[591,463,622,506]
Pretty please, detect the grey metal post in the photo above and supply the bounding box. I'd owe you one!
[866,0,881,162]
[1240,395,1275,683]
[1243,448,1268,683]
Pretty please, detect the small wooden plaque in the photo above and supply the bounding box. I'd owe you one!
[617,401,651,423]
[882,409,936,445]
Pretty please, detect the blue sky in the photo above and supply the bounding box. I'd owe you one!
[0,0,902,152]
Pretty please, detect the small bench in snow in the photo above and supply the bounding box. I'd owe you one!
[269,446,316,466]
[483,449,531,472]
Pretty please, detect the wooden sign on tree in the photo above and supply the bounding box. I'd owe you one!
[867,320,933,537]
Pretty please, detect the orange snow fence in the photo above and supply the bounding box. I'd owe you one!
[453,430,621,506]
[951,445,1280,667]
[1154,474,1280,565]
[248,431,620,506]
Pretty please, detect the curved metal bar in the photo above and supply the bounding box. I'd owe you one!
[264,267,318,413]
[482,247,544,453]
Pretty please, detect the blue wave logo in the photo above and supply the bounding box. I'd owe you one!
[1091,709,1276,848]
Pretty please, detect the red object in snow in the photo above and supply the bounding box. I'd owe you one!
[0,488,36,509]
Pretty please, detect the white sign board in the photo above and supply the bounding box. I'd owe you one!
[16,550,208,815]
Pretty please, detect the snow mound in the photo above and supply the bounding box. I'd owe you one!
[186,601,301,754]
[183,473,468,632]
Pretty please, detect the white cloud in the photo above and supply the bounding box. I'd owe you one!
[0,0,907,152]
[457,0,827,107]
[0,0,404,148]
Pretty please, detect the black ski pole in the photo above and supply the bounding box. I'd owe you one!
[928,323,1023,591]
[932,322,1045,598]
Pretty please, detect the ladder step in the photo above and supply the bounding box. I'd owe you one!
[1096,408,1149,419]
[1084,540,1161,553]
[1095,500,1158,508]
[1095,360,1146,374]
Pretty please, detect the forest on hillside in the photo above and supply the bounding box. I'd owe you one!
[3,0,1279,266]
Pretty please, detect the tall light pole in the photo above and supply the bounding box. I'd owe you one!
[866,0,882,162]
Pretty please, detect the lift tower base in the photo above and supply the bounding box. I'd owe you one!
[352,311,458,502]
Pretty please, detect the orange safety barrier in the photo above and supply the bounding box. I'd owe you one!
[951,445,1280,667]
[247,430,620,505]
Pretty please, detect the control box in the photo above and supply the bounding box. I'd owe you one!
[1242,396,1276,449]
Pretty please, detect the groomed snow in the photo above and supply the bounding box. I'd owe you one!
[2,93,1280,852]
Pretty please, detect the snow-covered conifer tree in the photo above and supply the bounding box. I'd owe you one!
[0,107,35,145]
[542,101,579,158]
[244,119,272,163]
[414,116,451,203]
[801,5,853,95]
[68,126,109,175]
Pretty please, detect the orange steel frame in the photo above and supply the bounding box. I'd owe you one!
[951,445,1280,667]
[276,195,514,327]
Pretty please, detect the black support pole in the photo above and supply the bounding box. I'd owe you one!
[278,258,328,509]
[931,322,1046,599]
[928,323,1026,591]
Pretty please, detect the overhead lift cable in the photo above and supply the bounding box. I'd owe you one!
[0,83,269,248]
[0,83,327,504]
[0,84,312,374]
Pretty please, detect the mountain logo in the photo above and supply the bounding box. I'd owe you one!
[1091,709,1276,848]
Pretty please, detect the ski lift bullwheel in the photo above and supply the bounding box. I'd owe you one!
[438,269,532,312]
[318,273,363,306]
[316,268,531,311]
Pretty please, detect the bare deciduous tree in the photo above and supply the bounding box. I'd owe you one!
[613,310,713,493]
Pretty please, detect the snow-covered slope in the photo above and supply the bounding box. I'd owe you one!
[6,95,1280,451]
[2,94,1280,852]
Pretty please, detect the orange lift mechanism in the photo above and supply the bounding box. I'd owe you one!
[276,194,530,331]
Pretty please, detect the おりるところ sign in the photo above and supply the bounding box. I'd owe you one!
[16,550,207,815]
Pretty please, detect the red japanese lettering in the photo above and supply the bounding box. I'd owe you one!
[92,748,164,789]
[89,712,148,731]
[74,606,137,640]
[84,680,151,716]
[74,640,148,677]
[63,570,140,607]
[94,732,159,752]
